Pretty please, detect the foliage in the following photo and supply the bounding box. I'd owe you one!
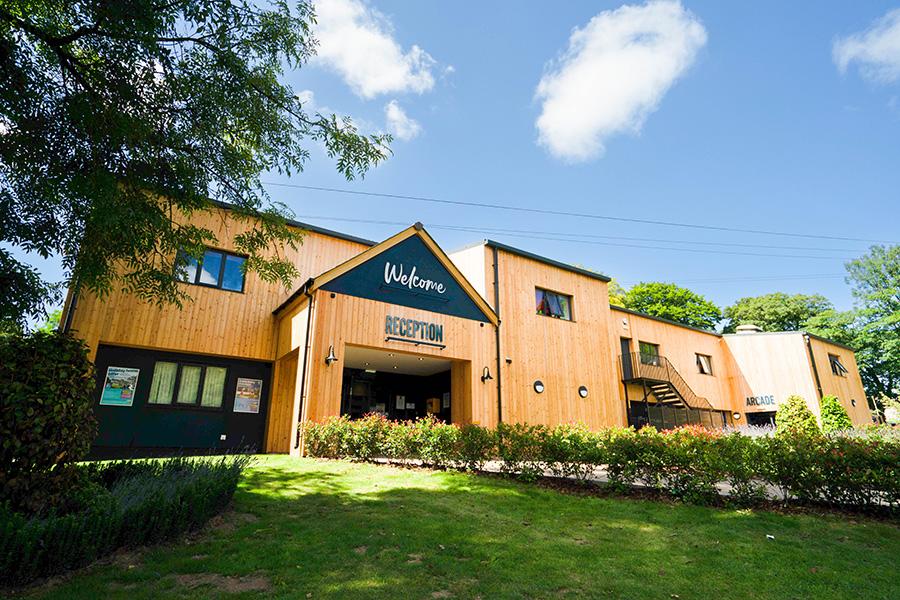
[621,282,722,330]
[820,395,853,433]
[775,395,821,437]
[607,278,626,307]
[0,330,96,513]
[722,292,833,333]
[35,308,61,333]
[302,417,900,514]
[0,0,391,326]
[804,245,900,404]
[0,250,60,332]
[0,454,250,586]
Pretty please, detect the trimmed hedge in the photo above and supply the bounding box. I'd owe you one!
[302,415,900,513]
[0,330,97,514]
[0,455,250,586]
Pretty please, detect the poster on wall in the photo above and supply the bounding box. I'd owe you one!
[234,378,263,414]
[99,366,140,407]
[442,392,451,409]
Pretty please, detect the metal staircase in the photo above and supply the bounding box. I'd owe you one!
[620,352,713,410]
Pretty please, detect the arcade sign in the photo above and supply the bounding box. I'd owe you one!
[746,394,776,407]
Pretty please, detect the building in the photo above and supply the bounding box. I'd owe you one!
[62,207,874,456]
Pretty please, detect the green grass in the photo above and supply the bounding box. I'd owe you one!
[20,456,900,599]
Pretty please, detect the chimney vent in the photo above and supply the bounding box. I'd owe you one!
[736,324,763,334]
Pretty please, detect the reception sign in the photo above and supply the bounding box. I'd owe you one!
[234,378,263,413]
[100,366,140,407]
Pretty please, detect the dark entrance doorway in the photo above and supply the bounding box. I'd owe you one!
[340,346,452,422]
[746,411,777,427]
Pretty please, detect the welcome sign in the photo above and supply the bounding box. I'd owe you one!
[321,234,491,322]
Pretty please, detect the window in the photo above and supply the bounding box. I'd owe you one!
[639,342,660,366]
[535,288,572,321]
[147,360,227,408]
[696,353,713,375]
[176,248,246,292]
[829,354,848,377]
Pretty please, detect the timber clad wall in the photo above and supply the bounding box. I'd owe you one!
[67,209,876,456]
[69,209,369,362]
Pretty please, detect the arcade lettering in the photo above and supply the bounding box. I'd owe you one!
[746,395,776,407]
[384,262,447,295]
[385,315,444,343]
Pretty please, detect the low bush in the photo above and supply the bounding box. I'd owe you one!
[302,415,900,515]
[820,395,853,433]
[775,394,821,437]
[0,455,250,586]
[0,331,97,514]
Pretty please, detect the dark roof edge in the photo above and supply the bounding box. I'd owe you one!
[485,240,612,282]
[272,278,315,316]
[208,199,376,247]
[610,305,722,337]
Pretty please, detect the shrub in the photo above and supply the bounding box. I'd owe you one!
[657,426,722,505]
[820,395,853,433]
[455,424,496,471]
[775,395,820,437]
[717,433,768,507]
[540,424,599,482]
[0,330,97,514]
[303,415,354,459]
[0,455,250,586]
[496,422,546,482]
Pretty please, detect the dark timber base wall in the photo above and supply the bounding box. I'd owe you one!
[91,345,271,456]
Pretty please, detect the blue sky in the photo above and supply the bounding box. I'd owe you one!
[18,1,900,316]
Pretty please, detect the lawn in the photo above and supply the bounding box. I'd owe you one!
[20,456,900,599]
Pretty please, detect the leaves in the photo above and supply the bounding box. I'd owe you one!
[621,281,722,330]
[0,0,390,325]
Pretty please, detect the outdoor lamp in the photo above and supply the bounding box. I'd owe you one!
[578,385,588,398]
[481,366,493,382]
[733,412,741,420]
[324,344,337,366]
[533,380,545,394]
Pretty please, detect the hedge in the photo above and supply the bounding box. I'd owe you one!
[302,415,900,513]
[0,455,250,586]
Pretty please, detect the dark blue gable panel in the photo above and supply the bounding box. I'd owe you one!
[321,235,490,322]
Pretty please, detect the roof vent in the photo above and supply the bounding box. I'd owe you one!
[736,324,763,334]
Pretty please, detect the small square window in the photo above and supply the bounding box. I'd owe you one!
[536,288,573,321]
[696,353,713,375]
[175,247,246,292]
[148,361,178,404]
[177,365,203,404]
[829,354,848,377]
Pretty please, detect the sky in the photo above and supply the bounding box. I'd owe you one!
[17,0,900,316]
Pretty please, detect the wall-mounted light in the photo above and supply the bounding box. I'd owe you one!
[851,399,857,407]
[732,412,741,420]
[578,385,588,398]
[324,344,337,366]
[533,380,544,394]
[481,366,493,382]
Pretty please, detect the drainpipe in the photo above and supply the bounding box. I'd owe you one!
[294,279,316,452]
[804,334,824,401]
[491,245,503,425]
[61,279,80,333]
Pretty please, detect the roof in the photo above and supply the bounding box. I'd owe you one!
[722,329,856,352]
[273,223,499,326]
[610,305,722,337]
[480,240,612,282]
[209,199,376,247]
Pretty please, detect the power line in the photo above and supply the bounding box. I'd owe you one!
[262,181,895,244]
[619,274,846,285]
[291,214,854,261]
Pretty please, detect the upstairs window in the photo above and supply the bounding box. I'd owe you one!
[639,342,660,366]
[696,353,713,375]
[829,354,848,377]
[535,288,573,321]
[176,248,246,292]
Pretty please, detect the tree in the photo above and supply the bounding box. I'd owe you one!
[622,282,721,330]
[819,395,852,433]
[805,245,900,404]
[608,278,626,307]
[36,309,61,333]
[775,394,820,437]
[0,1,390,331]
[722,292,833,333]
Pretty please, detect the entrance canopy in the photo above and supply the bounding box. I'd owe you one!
[344,345,451,376]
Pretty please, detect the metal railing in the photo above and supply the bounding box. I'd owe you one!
[620,352,713,410]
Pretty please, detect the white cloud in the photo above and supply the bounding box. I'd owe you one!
[833,9,900,84]
[534,0,707,162]
[384,100,421,140]
[313,0,437,99]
